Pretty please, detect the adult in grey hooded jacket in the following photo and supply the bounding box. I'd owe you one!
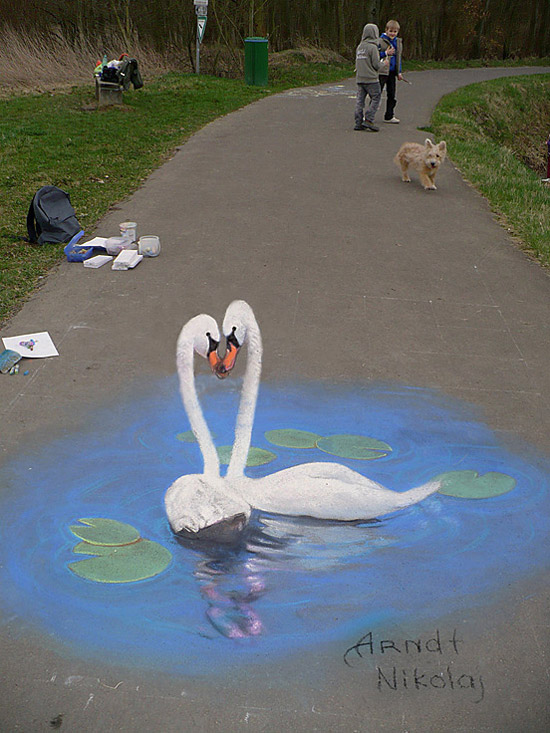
[354,23,382,130]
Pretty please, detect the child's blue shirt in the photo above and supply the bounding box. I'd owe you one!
[380,33,399,73]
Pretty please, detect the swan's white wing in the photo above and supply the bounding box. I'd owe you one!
[237,465,440,521]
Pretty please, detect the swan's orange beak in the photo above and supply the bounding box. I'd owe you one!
[208,349,222,372]
[215,329,241,379]
[216,342,240,379]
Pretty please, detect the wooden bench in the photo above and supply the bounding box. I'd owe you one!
[95,78,123,107]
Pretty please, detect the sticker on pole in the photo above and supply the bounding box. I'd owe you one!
[197,16,207,43]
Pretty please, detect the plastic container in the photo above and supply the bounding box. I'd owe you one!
[119,221,137,241]
[138,235,161,257]
[105,234,135,255]
[64,230,93,261]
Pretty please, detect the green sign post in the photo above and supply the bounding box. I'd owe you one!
[197,16,207,44]
[194,0,208,74]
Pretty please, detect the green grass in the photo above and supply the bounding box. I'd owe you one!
[405,57,550,71]
[430,74,550,265]
[0,62,353,325]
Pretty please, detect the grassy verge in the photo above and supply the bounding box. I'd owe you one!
[405,57,550,71]
[429,73,550,266]
[0,62,353,326]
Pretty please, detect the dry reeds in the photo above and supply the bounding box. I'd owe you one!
[0,25,351,94]
[0,25,175,93]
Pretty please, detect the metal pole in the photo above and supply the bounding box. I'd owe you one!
[193,0,207,75]
[196,29,200,75]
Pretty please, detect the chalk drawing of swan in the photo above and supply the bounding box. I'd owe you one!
[217,300,442,521]
[164,314,251,537]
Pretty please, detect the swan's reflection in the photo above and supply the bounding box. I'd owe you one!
[177,513,392,638]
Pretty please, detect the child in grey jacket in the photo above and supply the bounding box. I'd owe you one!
[354,23,382,132]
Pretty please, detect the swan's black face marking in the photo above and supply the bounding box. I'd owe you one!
[227,327,241,350]
[206,332,222,372]
[206,332,219,355]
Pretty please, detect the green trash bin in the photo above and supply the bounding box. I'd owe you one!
[244,37,268,86]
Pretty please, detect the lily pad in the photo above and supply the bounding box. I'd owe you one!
[176,430,197,443]
[69,539,172,583]
[316,434,392,460]
[217,445,276,467]
[265,429,321,449]
[69,518,140,546]
[436,470,516,499]
[177,429,216,443]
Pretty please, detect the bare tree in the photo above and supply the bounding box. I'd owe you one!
[1,0,548,61]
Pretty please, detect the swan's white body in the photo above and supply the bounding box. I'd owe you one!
[221,300,441,521]
[230,466,440,521]
[164,315,251,534]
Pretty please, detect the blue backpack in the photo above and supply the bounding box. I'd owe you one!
[26,185,82,244]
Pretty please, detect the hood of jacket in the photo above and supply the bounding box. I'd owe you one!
[361,23,379,43]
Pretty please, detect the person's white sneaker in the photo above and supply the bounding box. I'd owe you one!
[383,117,400,123]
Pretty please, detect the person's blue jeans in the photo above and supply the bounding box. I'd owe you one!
[355,82,381,126]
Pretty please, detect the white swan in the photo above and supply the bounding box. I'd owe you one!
[164,314,251,536]
[217,300,441,521]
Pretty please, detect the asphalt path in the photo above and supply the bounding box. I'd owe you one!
[0,67,549,732]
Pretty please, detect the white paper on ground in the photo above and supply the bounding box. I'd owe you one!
[83,236,108,248]
[2,331,59,358]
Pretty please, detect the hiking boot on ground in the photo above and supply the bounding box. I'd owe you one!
[363,121,379,132]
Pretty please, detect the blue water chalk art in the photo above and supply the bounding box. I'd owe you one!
[0,377,548,676]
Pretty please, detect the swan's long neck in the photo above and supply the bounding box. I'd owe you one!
[177,342,220,479]
[226,321,262,479]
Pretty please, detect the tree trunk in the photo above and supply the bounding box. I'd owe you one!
[337,0,345,52]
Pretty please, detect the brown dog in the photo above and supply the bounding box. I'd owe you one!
[394,138,447,190]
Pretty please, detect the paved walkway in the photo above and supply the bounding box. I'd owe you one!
[1,67,549,732]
